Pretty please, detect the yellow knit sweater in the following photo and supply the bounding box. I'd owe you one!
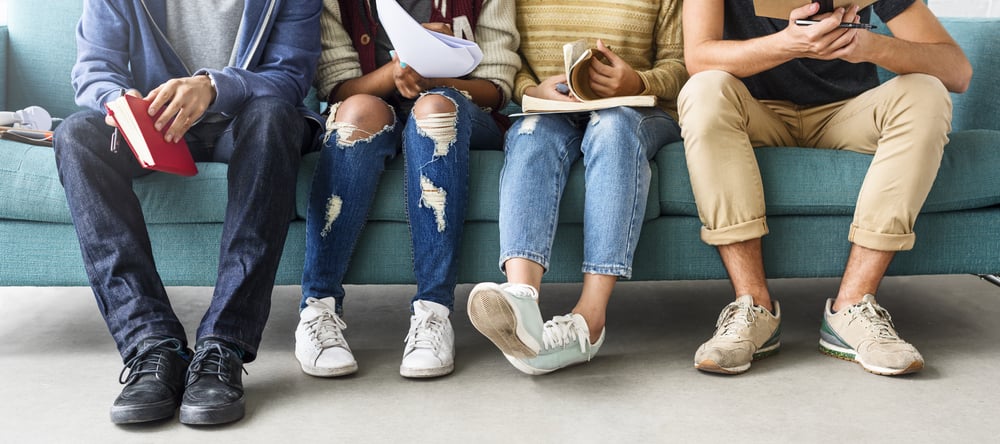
[514,0,686,116]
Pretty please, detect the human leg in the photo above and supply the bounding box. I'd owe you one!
[53,110,189,359]
[468,113,584,369]
[179,97,306,424]
[807,74,950,375]
[400,88,498,377]
[54,110,191,423]
[572,106,680,338]
[678,71,792,374]
[297,94,398,377]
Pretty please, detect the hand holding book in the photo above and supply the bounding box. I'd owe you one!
[106,94,198,177]
[515,39,657,115]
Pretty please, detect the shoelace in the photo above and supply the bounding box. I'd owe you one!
[305,306,349,349]
[849,301,901,341]
[540,315,589,355]
[714,301,758,338]
[405,312,446,352]
[118,337,185,384]
[187,342,247,384]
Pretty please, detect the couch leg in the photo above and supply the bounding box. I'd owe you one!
[979,274,1000,288]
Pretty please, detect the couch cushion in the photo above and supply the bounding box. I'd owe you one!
[657,130,1000,217]
[6,0,81,120]
[0,141,230,224]
[875,17,1000,133]
[297,149,661,224]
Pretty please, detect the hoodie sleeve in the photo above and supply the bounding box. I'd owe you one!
[196,0,324,116]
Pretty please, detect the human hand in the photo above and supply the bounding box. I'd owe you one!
[782,3,860,61]
[391,50,432,99]
[587,39,643,98]
[421,22,453,36]
[526,74,580,102]
[104,89,142,127]
[144,75,216,143]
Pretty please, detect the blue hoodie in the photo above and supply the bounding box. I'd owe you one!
[71,0,322,124]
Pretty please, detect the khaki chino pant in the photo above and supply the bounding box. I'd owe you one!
[678,70,952,251]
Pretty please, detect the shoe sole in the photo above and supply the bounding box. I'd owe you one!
[179,396,245,425]
[467,284,539,359]
[818,340,924,376]
[110,399,177,424]
[399,363,455,378]
[694,343,781,375]
[299,359,359,378]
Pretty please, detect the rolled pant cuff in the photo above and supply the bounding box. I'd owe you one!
[499,251,549,274]
[700,217,769,246]
[848,224,916,251]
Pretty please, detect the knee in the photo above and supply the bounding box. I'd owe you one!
[887,73,952,116]
[412,92,458,118]
[240,96,299,125]
[678,70,742,118]
[53,110,110,160]
[327,94,394,144]
[410,93,460,156]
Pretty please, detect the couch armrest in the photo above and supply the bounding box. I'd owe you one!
[939,18,1000,132]
[1,26,8,110]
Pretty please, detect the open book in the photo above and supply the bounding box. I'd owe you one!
[516,39,657,115]
[752,0,878,20]
[105,95,198,177]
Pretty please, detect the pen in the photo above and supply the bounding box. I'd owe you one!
[110,88,125,153]
[795,19,876,29]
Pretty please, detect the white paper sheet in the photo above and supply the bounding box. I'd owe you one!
[374,0,483,78]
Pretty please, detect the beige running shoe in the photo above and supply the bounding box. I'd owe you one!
[694,295,781,375]
[819,294,924,376]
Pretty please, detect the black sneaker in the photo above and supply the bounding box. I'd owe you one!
[179,339,247,425]
[111,337,190,424]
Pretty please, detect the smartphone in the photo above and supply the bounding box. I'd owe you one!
[795,19,876,29]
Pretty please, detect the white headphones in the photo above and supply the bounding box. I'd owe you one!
[0,106,53,131]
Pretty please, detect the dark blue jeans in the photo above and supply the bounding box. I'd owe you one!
[53,97,308,363]
[301,87,502,313]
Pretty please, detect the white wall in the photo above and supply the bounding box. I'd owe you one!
[0,0,8,26]
[930,0,1000,17]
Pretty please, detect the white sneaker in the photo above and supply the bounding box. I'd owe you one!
[400,300,455,378]
[503,313,604,375]
[467,282,544,359]
[294,297,358,377]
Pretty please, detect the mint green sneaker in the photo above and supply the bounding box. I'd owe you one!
[467,282,544,359]
[694,295,781,375]
[503,313,604,375]
[819,294,924,376]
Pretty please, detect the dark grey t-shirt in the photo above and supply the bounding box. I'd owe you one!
[723,0,915,105]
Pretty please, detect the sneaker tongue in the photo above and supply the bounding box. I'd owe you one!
[302,297,337,319]
[735,294,755,306]
[413,300,449,318]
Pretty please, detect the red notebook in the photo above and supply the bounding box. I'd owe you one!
[105,94,198,176]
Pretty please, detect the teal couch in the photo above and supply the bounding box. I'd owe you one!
[2,1,998,288]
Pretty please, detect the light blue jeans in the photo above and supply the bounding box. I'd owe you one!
[499,107,681,278]
[302,87,503,313]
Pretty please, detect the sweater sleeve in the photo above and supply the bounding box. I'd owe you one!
[465,0,521,108]
[315,0,363,101]
[635,0,687,117]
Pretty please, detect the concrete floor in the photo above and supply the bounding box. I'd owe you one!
[2,275,999,443]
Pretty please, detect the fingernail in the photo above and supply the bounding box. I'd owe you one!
[400,62,407,68]
[389,50,396,59]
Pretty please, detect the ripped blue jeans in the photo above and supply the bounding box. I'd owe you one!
[499,107,681,278]
[301,87,502,312]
